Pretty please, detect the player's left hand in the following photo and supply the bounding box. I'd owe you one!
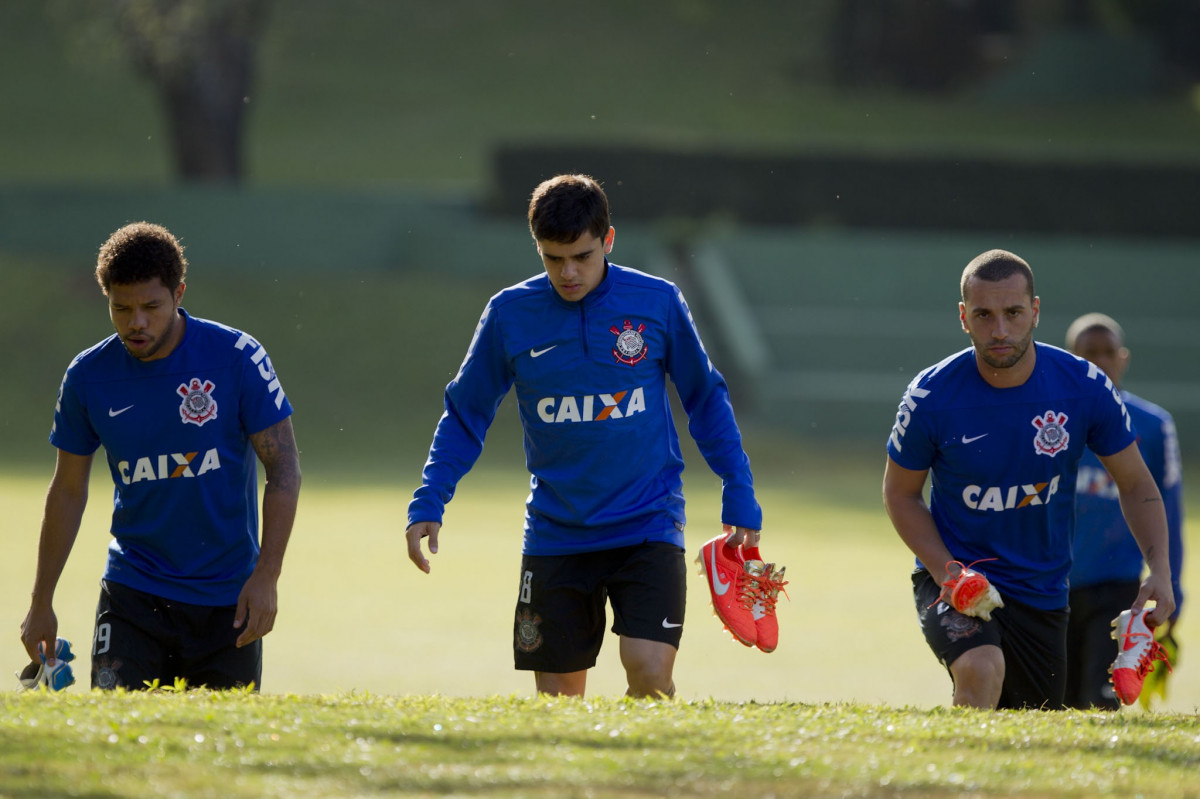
[1134,570,1176,627]
[234,569,279,648]
[406,521,441,574]
[20,604,59,664]
[720,524,760,548]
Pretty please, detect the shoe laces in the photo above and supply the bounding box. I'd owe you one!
[736,566,760,610]
[1117,623,1174,677]
[741,563,789,615]
[931,557,997,609]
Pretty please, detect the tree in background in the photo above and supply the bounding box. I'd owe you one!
[47,0,273,182]
[113,0,271,182]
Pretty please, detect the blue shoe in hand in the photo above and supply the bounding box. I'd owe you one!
[17,638,76,691]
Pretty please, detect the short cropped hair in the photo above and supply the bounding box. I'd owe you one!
[95,222,188,295]
[527,174,611,244]
[960,249,1034,302]
[1065,312,1125,350]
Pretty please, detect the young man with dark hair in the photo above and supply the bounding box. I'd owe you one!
[1064,312,1184,709]
[405,174,768,698]
[882,249,1173,709]
[20,221,301,691]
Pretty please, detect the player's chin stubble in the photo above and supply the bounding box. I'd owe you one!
[978,340,1031,370]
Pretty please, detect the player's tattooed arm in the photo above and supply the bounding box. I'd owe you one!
[251,417,302,498]
[237,417,301,646]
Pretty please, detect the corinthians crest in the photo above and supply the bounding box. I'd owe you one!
[515,608,543,653]
[93,656,123,690]
[610,319,648,365]
[1032,410,1069,457]
[178,378,218,427]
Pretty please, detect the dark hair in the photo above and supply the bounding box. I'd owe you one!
[95,222,188,295]
[1065,312,1125,350]
[527,174,610,244]
[960,249,1034,302]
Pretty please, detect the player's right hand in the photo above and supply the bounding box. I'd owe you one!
[938,561,1004,621]
[20,605,59,664]
[720,524,761,548]
[405,521,441,574]
[1134,569,1176,627]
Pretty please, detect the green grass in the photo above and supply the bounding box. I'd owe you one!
[3,252,1199,709]
[3,691,1200,797]
[5,260,1200,794]
[5,465,1200,713]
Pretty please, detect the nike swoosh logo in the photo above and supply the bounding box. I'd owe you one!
[962,433,989,444]
[662,619,683,629]
[530,345,557,358]
[108,405,135,418]
[708,541,731,596]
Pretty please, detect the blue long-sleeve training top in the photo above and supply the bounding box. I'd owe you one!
[408,262,762,555]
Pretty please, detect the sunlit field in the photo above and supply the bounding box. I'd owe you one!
[5,459,1198,714]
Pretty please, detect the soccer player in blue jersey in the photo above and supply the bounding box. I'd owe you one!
[20,222,301,691]
[1064,312,1185,709]
[882,250,1174,710]
[405,174,763,698]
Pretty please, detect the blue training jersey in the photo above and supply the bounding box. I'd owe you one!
[408,262,762,555]
[1072,391,1185,611]
[887,343,1135,610]
[50,308,293,606]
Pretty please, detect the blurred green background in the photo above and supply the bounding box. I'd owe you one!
[2,0,1199,471]
[3,0,1200,705]
[2,0,1200,470]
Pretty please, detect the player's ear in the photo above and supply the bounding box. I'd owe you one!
[603,226,615,254]
[959,302,968,333]
[1031,296,1040,327]
[174,282,187,305]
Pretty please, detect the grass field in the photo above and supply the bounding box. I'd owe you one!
[4,266,1199,795]
[4,691,1200,798]
[3,463,1200,797]
[3,255,1197,710]
[5,459,1198,713]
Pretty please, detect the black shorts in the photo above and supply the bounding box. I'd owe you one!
[92,580,262,691]
[513,542,687,673]
[1065,580,1140,710]
[913,569,1068,710]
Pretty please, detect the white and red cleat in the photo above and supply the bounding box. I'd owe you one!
[1110,608,1172,706]
[936,560,1004,621]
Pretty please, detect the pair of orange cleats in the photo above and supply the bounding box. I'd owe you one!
[697,530,788,653]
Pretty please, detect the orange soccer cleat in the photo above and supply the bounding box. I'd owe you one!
[697,533,758,647]
[934,560,1004,621]
[744,561,788,653]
